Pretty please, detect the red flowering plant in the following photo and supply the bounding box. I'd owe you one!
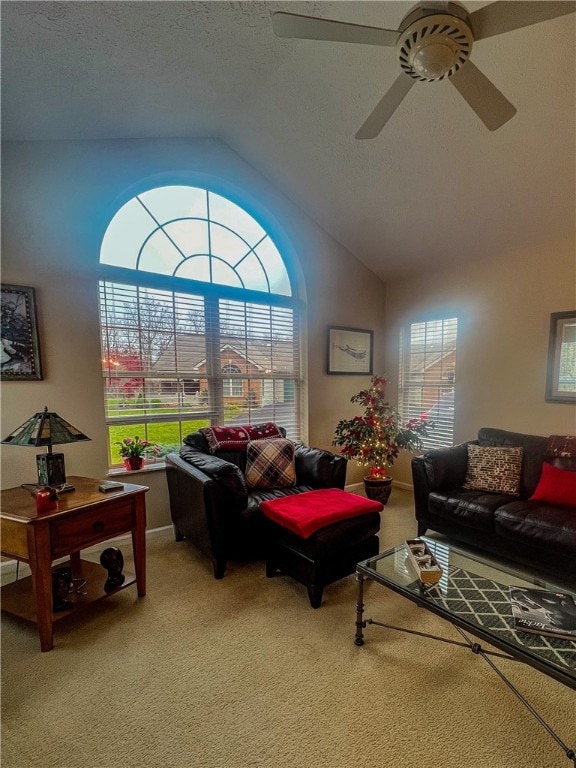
[116,436,160,460]
[332,375,433,479]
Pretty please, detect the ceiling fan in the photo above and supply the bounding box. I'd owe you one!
[272,1,576,138]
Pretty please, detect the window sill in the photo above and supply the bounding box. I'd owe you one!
[107,461,167,478]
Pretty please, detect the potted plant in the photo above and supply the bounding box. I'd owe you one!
[333,375,433,503]
[116,436,160,471]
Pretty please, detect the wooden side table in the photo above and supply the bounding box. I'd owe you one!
[1,476,148,651]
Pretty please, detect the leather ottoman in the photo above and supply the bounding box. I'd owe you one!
[260,488,382,608]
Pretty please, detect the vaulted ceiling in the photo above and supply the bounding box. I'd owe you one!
[2,1,575,281]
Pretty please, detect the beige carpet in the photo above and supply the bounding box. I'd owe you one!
[1,489,574,768]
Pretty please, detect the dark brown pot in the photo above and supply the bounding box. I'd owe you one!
[363,476,392,505]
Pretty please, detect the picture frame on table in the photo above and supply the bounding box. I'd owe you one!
[0,284,43,381]
[327,326,374,375]
[545,310,576,403]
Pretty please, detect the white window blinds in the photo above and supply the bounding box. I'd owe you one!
[399,318,457,450]
[99,281,301,463]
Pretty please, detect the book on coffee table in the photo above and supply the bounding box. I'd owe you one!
[510,586,576,641]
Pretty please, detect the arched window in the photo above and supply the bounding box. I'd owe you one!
[99,185,301,466]
[222,364,243,397]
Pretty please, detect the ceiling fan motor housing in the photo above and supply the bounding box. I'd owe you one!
[397,4,474,81]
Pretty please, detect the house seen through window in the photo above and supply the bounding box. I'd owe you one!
[99,185,302,467]
[399,318,457,449]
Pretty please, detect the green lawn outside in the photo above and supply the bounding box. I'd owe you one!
[108,420,209,463]
[107,403,248,464]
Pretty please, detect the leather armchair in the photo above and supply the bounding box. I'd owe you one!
[165,427,347,579]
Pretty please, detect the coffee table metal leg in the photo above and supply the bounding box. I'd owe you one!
[354,570,365,646]
[358,608,575,765]
[451,626,576,767]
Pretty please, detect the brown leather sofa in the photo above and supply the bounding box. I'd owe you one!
[165,426,347,579]
[411,428,576,583]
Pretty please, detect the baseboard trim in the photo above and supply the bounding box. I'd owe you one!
[346,480,413,493]
[393,481,413,491]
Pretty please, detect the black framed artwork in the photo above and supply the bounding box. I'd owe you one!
[0,284,43,381]
[546,310,576,403]
[327,326,374,375]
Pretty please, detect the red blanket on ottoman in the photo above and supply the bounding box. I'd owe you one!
[260,488,383,539]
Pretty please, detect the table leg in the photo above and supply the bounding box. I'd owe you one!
[131,493,147,597]
[26,524,54,652]
[69,551,82,579]
[354,570,365,646]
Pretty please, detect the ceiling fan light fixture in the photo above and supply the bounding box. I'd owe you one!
[272,1,576,137]
[412,41,459,78]
[397,13,473,81]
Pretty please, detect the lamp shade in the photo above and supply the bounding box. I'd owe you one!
[2,406,90,450]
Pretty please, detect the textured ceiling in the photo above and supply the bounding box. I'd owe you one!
[2,1,575,280]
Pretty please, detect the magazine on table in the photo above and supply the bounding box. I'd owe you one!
[509,586,576,641]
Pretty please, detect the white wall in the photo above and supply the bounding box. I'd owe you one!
[385,236,576,485]
[1,137,388,526]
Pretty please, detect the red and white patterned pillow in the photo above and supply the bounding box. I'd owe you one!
[546,435,576,459]
[200,423,283,453]
[245,438,296,489]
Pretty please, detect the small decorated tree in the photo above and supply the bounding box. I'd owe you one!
[333,375,432,481]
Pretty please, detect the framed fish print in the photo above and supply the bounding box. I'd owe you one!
[327,326,374,375]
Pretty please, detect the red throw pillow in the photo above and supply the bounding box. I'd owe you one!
[530,462,576,507]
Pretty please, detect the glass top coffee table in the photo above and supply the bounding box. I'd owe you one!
[354,537,576,765]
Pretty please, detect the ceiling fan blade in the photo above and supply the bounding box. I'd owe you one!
[470,1,576,41]
[450,61,516,131]
[272,12,398,47]
[355,75,416,139]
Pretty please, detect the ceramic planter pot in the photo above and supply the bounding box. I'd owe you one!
[123,456,143,471]
[363,475,392,505]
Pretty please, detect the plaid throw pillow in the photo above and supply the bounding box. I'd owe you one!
[463,444,523,496]
[245,438,296,489]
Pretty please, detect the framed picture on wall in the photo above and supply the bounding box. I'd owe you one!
[327,326,374,375]
[0,284,43,381]
[546,310,576,403]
